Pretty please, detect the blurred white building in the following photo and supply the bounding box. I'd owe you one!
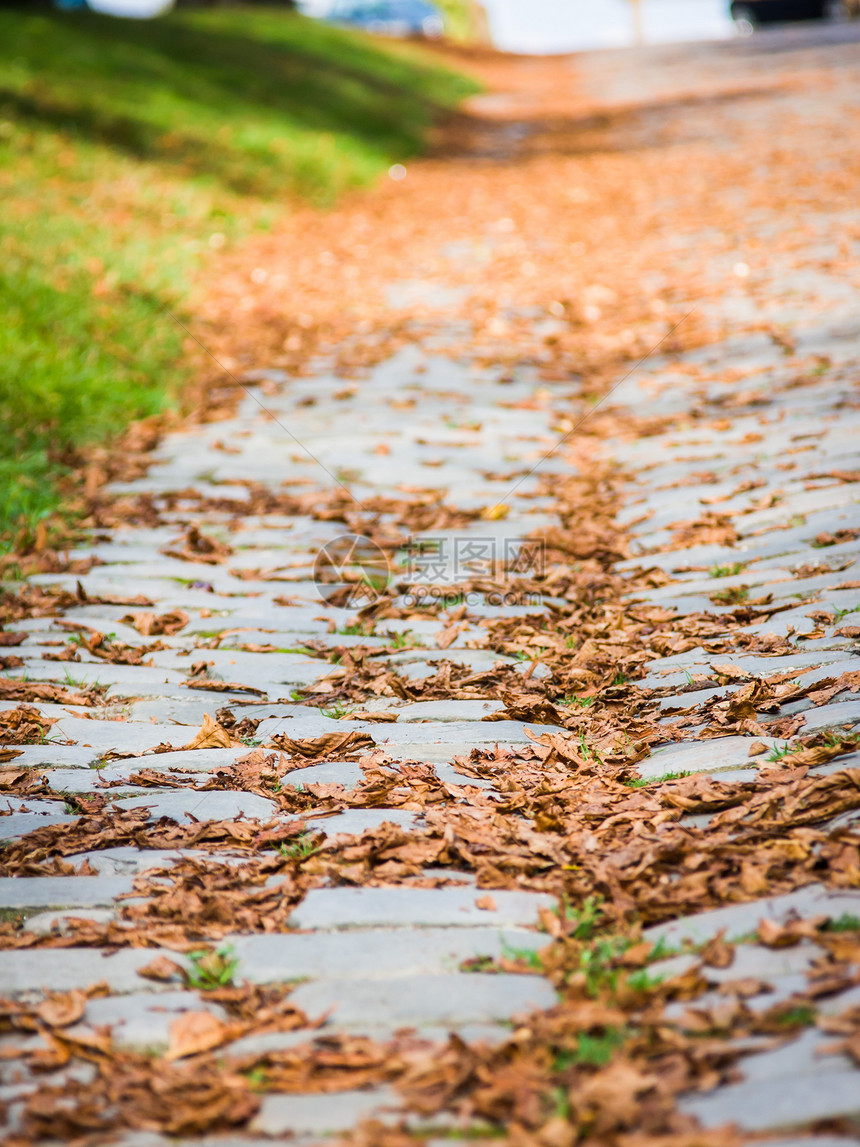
[482,0,733,52]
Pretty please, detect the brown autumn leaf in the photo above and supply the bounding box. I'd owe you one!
[0,632,27,646]
[717,978,771,998]
[617,940,653,968]
[435,622,467,650]
[0,705,58,746]
[136,955,185,983]
[0,676,96,707]
[475,895,497,911]
[26,1032,72,1072]
[53,1024,113,1057]
[35,990,87,1028]
[162,525,234,565]
[710,662,753,682]
[268,730,375,759]
[786,732,860,767]
[124,609,190,637]
[700,930,735,969]
[574,1059,657,1126]
[758,916,827,948]
[180,713,244,750]
[166,1011,232,1061]
[184,679,268,698]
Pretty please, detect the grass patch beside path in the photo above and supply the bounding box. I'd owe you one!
[0,7,478,543]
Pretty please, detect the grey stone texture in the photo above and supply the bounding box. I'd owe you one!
[228,926,546,982]
[67,991,229,1054]
[644,885,860,947]
[289,886,556,930]
[0,947,180,995]
[289,972,557,1030]
[250,1087,400,1136]
[681,1069,860,1132]
[113,790,279,822]
[0,876,134,911]
[3,40,860,1139]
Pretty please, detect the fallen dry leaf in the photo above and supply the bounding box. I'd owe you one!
[166,1011,232,1061]
[180,713,244,751]
[35,990,87,1029]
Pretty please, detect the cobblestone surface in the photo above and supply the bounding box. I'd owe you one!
[2,20,860,1145]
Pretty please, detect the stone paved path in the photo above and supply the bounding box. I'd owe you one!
[2,22,860,1147]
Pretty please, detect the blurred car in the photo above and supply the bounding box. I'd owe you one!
[326,0,445,38]
[730,0,859,33]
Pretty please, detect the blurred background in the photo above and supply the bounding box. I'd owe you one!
[47,0,737,48]
[2,0,856,549]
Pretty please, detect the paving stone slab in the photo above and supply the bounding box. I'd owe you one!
[297,808,419,836]
[0,876,134,911]
[25,908,120,935]
[641,649,851,689]
[104,748,246,774]
[62,846,242,877]
[380,719,562,745]
[644,884,860,947]
[289,972,556,1030]
[664,973,813,1021]
[250,1087,400,1136]
[7,662,187,691]
[652,942,818,985]
[223,1022,511,1061]
[0,813,76,841]
[389,700,505,722]
[751,1140,860,1147]
[67,991,229,1054]
[53,717,192,752]
[124,699,226,727]
[0,798,67,815]
[40,769,142,795]
[229,926,546,982]
[220,1029,319,1058]
[7,744,113,769]
[637,735,778,779]
[258,716,552,748]
[0,946,181,994]
[114,790,278,822]
[680,1068,860,1131]
[434,762,497,788]
[798,698,860,732]
[736,1028,853,1084]
[385,649,517,672]
[282,761,365,789]
[289,886,556,930]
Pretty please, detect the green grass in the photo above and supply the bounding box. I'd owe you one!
[824,913,860,932]
[623,770,691,789]
[766,742,792,762]
[0,8,478,543]
[708,562,746,578]
[321,700,355,720]
[710,585,750,605]
[184,943,239,990]
[771,1004,816,1029]
[278,831,318,861]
